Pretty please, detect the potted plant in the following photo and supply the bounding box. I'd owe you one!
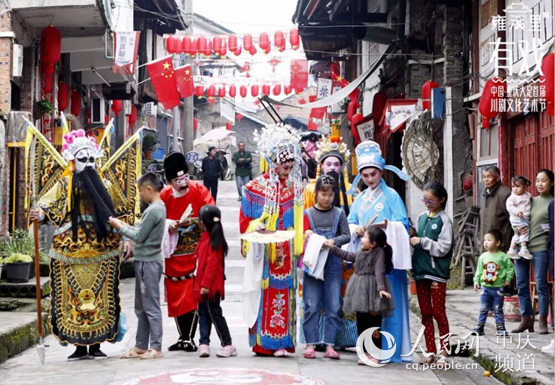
[2,253,33,283]
[142,133,157,160]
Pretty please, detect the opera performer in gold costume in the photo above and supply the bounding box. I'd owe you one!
[27,120,141,360]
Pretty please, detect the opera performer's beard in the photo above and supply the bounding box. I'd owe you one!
[71,166,116,241]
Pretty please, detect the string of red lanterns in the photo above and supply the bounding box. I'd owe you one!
[164,29,301,57]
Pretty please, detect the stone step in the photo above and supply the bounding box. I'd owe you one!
[0,311,50,364]
[0,277,51,298]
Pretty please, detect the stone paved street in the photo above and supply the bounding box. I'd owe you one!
[0,182,507,384]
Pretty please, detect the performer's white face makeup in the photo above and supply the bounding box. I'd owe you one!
[74,148,96,173]
[170,173,190,197]
[360,167,382,190]
[321,156,342,174]
[276,161,295,180]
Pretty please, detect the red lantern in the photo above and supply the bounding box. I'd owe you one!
[218,86,226,98]
[298,98,306,104]
[182,37,192,55]
[479,78,507,128]
[228,85,237,98]
[236,113,243,122]
[128,105,137,129]
[289,29,300,50]
[284,85,292,94]
[213,36,222,55]
[249,45,257,56]
[193,117,198,131]
[372,91,387,126]
[226,121,233,131]
[111,100,123,117]
[175,37,183,53]
[240,85,247,98]
[41,62,54,95]
[243,33,253,52]
[273,84,282,96]
[204,39,212,56]
[57,81,68,111]
[40,25,61,66]
[234,46,242,56]
[228,35,238,52]
[274,31,285,52]
[197,37,206,55]
[70,90,81,116]
[262,84,270,95]
[541,53,554,115]
[421,80,439,111]
[166,36,178,53]
[330,62,340,80]
[191,38,199,56]
[251,84,259,97]
[259,32,270,53]
[350,113,363,144]
[219,40,227,57]
[195,85,204,98]
[207,85,216,98]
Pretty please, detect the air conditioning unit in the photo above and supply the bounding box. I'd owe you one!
[144,102,157,117]
[90,97,106,123]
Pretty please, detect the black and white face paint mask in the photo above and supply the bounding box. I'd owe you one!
[74,148,96,173]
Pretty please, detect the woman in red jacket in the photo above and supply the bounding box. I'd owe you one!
[194,205,237,358]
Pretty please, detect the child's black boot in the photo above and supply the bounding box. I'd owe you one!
[496,324,509,336]
[472,323,485,336]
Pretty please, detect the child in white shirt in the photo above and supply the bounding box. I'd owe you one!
[506,176,532,260]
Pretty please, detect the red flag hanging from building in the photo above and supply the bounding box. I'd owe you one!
[290,59,308,92]
[146,56,180,109]
[307,107,327,131]
[112,31,140,74]
[174,65,195,99]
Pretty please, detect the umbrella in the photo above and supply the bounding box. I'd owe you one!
[193,128,236,148]
[33,219,45,364]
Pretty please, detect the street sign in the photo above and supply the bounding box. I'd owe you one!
[186,151,199,163]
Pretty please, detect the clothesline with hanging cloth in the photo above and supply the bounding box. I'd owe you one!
[260,43,394,109]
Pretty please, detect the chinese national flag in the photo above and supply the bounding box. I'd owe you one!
[146,56,180,109]
[290,59,308,92]
[175,65,195,99]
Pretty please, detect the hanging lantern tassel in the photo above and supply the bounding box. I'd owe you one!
[128,105,137,129]
[236,113,243,122]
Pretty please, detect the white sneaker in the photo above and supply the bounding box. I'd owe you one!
[518,248,533,260]
[541,339,554,354]
[507,249,520,259]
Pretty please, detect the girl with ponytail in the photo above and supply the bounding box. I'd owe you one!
[194,205,236,358]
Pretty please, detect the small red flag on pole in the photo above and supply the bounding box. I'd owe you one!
[146,56,180,109]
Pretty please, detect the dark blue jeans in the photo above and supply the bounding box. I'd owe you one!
[235,175,250,197]
[514,250,550,316]
[477,286,505,325]
[302,255,343,345]
[198,297,232,347]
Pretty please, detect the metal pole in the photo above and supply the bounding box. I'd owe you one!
[182,0,194,154]
[172,105,180,151]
